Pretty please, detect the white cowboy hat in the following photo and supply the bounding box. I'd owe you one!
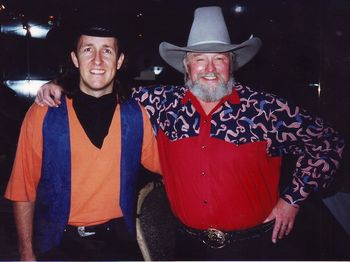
[159,6,262,73]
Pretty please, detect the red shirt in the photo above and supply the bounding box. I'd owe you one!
[133,83,343,230]
[157,91,281,230]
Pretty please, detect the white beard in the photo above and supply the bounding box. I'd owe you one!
[186,74,235,102]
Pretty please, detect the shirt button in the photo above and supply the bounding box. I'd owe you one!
[203,200,208,204]
[204,120,208,124]
[201,171,206,176]
[201,145,206,149]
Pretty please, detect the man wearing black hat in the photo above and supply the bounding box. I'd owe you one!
[5,23,160,260]
[35,6,344,260]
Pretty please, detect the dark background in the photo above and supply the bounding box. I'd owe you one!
[0,0,349,260]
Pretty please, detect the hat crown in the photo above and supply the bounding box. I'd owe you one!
[187,6,231,47]
[158,5,262,73]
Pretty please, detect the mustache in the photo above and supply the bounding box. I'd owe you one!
[194,73,226,87]
[197,72,219,78]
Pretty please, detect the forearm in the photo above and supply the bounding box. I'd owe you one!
[13,201,36,260]
[282,126,345,206]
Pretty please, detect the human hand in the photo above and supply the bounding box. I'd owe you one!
[263,198,299,243]
[35,81,62,107]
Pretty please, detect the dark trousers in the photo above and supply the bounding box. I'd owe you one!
[38,218,143,261]
[174,224,303,261]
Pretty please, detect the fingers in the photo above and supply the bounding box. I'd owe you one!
[264,211,278,243]
[52,88,62,106]
[268,198,299,243]
[272,219,295,244]
[35,85,53,107]
[43,87,58,107]
[34,95,44,107]
[278,223,288,240]
[271,220,287,244]
[285,220,294,236]
[35,83,62,107]
[271,221,280,244]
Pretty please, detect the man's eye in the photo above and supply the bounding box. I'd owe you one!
[104,49,113,54]
[83,47,92,53]
[216,55,230,61]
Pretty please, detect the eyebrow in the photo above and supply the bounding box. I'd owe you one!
[189,52,230,57]
[78,43,117,50]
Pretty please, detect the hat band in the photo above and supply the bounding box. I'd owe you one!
[188,40,230,46]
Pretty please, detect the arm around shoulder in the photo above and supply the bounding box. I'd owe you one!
[35,81,63,107]
[140,106,161,174]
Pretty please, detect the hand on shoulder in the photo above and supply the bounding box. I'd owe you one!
[35,81,63,107]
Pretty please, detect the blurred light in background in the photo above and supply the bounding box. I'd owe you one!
[1,20,52,38]
[4,80,49,97]
[153,66,163,75]
[308,83,321,99]
[230,2,247,16]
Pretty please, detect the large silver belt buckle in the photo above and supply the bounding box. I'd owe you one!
[201,228,228,249]
[77,226,96,237]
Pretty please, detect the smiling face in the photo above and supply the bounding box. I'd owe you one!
[186,52,231,84]
[184,52,234,102]
[71,35,124,98]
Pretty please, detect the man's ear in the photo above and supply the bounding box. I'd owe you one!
[183,59,188,73]
[183,58,190,78]
[116,53,125,70]
[71,51,79,68]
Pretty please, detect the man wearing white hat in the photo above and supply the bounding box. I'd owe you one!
[36,6,344,260]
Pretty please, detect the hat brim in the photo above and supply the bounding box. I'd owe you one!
[159,37,262,73]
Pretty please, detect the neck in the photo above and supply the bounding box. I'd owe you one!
[198,99,220,115]
[79,87,113,98]
[79,79,114,98]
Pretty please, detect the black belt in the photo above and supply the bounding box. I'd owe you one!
[180,220,275,249]
[65,218,122,237]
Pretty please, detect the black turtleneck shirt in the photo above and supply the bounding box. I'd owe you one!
[72,90,117,149]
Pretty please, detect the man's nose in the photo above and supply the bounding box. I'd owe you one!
[93,52,102,65]
[205,59,215,72]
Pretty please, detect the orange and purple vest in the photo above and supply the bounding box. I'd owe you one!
[34,96,143,253]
